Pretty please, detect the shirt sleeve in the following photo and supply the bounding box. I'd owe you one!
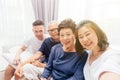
[40,46,56,79]
[97,51,120,79]
[67,52,88,80]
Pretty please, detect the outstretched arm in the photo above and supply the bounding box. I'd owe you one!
[14,51,43,78]
[13,45,27,65]
[99,72,120,80]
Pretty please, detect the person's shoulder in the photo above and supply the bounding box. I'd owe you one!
[24,34,34,42]
[105,48,120,61]
[104,48,120,58]
[51,43,62,50]
[77,50,88,58]
[53,43,61,48]
[50,44,62,56]
[44,37,52,42]
[45,34,50,38]
[41,37,53,46]
[78,50,88,62]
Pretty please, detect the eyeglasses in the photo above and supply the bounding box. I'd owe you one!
[48,28,58,32]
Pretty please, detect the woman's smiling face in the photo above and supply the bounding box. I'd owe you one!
[60,28,75,51]
[78,26,98,50]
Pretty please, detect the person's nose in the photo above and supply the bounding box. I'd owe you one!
[82,36,89,43]
[63,35,68,40]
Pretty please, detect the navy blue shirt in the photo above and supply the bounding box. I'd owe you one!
[39,37,60,63]
[41,44,88,80]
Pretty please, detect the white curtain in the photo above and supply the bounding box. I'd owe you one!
[31,0,59,27]
[0,0,35,46]
[58,0,120,49]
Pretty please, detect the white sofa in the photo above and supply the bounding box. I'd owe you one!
[0,33,34,80]
[0,46,9,80]
[0,44,23,80]
[0,33,32,80]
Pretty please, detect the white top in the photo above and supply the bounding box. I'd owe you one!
[24,34,49,54]
[84,48,120,80]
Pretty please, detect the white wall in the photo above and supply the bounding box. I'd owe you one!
[58,0,87,23]
[58,0,120,50]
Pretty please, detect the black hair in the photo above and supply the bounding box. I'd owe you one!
[32,20,44,26]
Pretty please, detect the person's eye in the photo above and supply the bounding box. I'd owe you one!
[66,34,71,36]
[39,30,43,32]
[48,29,53,32]
[79,36,83,39]
[86,33,91,36]
[35,31,38,33]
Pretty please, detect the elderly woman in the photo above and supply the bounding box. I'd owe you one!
[40,19,88,80]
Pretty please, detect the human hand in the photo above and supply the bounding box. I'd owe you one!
[29,58,36,63]
[32,60,41,67]
[14,66,23,78]
[40,77,47,80]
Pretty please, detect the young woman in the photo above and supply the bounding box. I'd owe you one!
[76,20,120,80]
[40,19,88,80]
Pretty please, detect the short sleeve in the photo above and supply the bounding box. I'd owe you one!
[97,52,120,79]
